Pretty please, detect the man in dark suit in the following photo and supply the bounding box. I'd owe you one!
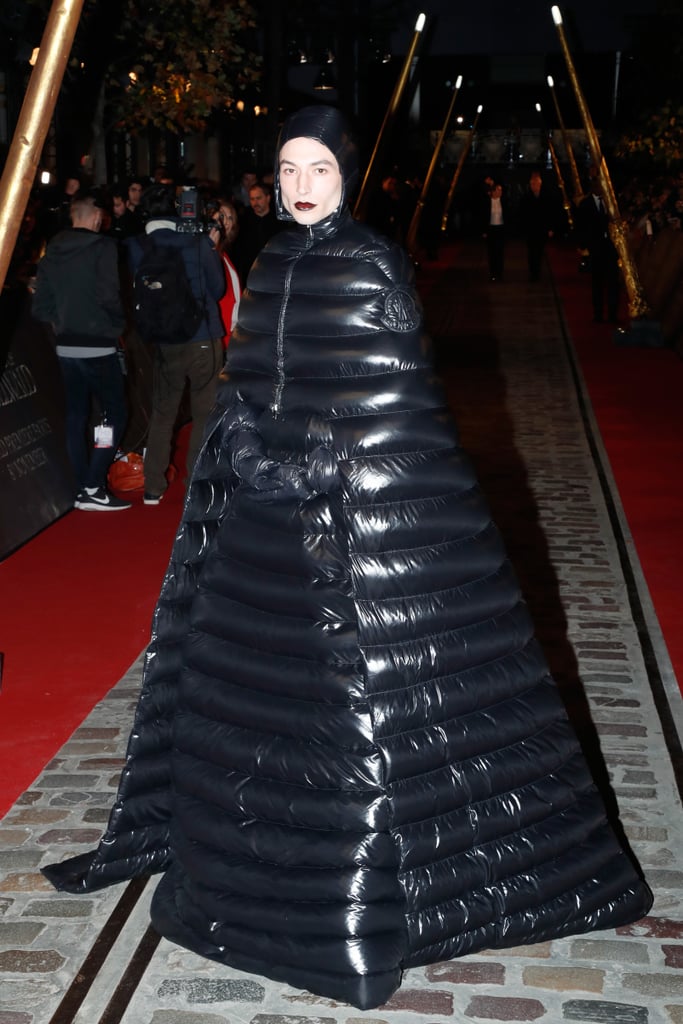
[577,179,620,323]
[518,171,557,281]
[232,182,283,283]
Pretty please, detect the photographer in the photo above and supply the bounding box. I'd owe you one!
[127,184,225,504]
[208,198,242,347]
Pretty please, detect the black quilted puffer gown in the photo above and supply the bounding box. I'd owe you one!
[44,109,651,1011]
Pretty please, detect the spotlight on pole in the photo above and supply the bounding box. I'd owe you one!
[406,67,464,257]
[536,98,573,229]
[353,11,427,221]
[546,72,583,203]
[441,104,483,232]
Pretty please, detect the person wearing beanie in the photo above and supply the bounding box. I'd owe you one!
[44,106,651,1010]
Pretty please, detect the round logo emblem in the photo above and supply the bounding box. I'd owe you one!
[381,287,420,332]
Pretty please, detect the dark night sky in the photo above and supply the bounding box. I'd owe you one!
[393,1,654,55]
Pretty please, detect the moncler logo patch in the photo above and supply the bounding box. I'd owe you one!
[381,287,420,332]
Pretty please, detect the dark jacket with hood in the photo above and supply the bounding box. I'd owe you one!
[44,106,652,1010]
[127,217,225,342]
[32,227,124,346]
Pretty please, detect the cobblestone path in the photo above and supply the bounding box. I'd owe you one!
[1,239,681,1024]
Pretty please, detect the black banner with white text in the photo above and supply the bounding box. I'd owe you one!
[0,287,73,559]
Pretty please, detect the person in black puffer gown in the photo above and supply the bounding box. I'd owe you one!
[43,105,652,1010]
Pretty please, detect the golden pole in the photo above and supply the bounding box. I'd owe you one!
[441,105,482,232]
[405,74,462,255]
[546,132,574,231]
[535,102,573,231]
[0,0,86,294]
[546,74,584,204]
[551,5,652,322]
[353,12,426,223]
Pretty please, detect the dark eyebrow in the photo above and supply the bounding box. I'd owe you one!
[279,158,335,168]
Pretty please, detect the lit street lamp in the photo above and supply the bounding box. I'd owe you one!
[536,101,573,231]
[406,74,463,256]
[546,74,584,205]
[353,12,427,223]
[441,104,483,233]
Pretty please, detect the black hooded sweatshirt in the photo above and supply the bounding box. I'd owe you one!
[32,228,124,347]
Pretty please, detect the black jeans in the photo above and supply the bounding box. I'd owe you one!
[59,353,127,490]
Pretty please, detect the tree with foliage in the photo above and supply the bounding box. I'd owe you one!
[27,0,262,138]
[617,104,683,171]
[20,0,262,182]
[20,0,408,181]
[109,0,262,134]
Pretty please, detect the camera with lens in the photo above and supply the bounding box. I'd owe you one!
[204,198,226,240]
[176,186,212,235]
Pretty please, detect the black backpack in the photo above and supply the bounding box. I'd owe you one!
[132,234,203,344]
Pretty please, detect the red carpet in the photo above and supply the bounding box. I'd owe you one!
[0,466,184,818]
[1,251,681,818]
[548,242,683,692]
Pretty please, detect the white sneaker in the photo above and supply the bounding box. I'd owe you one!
[74,487,132,511]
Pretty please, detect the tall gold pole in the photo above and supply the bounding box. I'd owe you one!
[405,74,462,255]
[551,5,653,323]
[441,105,482,232]
[536,102,573,231]
[0,0,86,294]
[546,132,574,231]
[353,12,426,223]
[546,74,584,204]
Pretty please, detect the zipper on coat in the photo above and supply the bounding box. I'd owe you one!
[270,226,314,415]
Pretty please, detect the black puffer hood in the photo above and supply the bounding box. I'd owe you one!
[273,105,358,222]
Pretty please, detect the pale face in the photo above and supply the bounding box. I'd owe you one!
[128,182,143,207]
[279,137,343,225]
[217,204,236,230]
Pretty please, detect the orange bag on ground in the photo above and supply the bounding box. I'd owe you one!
[108,452,145,492]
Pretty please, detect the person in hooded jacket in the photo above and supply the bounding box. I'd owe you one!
[31,194,131,510]
[127,184,226,504]
[43,106,652,1009]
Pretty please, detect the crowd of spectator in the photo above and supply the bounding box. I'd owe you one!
[5,163,282,292]
[7,161,683,294]
[3,163,282,509]
[618,169,683,236]
[3,155,681,511]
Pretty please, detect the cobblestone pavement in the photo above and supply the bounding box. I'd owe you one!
[1,240,682,1024]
